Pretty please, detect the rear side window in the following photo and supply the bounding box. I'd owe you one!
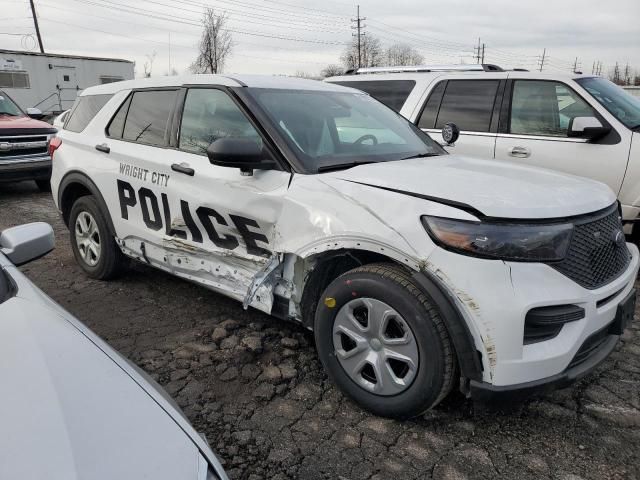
[64,94,113,133]
[106,94,132,139]
[417,81,446,129]
[120,90,177,146]
[428,80,500,132]
[333,80,415,112]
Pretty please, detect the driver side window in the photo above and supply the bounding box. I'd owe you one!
[510,80,596,137]
[179,88,262,155]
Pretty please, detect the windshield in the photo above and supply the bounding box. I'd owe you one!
[0,91,23,116]
[576,77,640,129]
[247,88,444,172]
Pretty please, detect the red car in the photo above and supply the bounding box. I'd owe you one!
[0,90,57,191]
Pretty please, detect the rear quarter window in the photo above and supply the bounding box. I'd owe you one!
[332,80,416,112]
[64,94,113,133]
[120,90,178,147]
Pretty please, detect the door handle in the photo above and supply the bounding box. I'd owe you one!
[508,146,531,158]
[171,163,194,176]
[95,143,110,154]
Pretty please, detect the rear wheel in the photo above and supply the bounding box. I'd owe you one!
[314,263,456,418]
[69,195,127,279]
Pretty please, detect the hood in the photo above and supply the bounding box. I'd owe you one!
[0,114,56,134]
[0,266,224,480]
[327,155,615,219]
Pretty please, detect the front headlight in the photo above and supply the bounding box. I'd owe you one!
[422,216,573,262]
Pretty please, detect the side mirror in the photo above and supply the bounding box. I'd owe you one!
[0,223,54,266]
[206,138,276,176]
[568,116,611,141]
[442,122,460,146]
[26,107,44,119]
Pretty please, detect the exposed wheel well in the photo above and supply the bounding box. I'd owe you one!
[60,182,92,227]
[299,249,403,329]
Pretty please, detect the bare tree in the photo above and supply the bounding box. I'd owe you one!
[341,35,382,70]
[320,64,344,78]
[191,8,233,74]
[143,51,156,78]
[384,43,424,67]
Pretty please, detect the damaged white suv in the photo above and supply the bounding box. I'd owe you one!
[51,75,638,418]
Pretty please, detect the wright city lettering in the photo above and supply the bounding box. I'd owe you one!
[119,162,170,187]
[116,179,270,257]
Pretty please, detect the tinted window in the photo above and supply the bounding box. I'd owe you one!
[417,81,446,129]
[64,94,113,133]
[122,90,177,146]
[510,80,595,137]
[179,89,261,155]
[333,80,415,112]
[107,94,132,139]
[435,80,499,132]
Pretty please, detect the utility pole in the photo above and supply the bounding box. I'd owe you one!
[623,62,631,85]
[474,38,481,64]
[538,48,546,72]
[572,57,581,73]
[481,43,485,64]
[351,5,366,69]
[29,0,44,53]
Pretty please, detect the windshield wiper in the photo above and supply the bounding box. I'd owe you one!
[0,111,19,116]
[400,153,440,160]
[317,160,375,172]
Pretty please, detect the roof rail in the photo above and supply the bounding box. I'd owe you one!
[348,64,504,75]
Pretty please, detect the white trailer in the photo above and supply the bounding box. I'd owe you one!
[0,49,134,114]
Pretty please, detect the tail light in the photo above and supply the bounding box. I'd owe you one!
[48,137,62,158]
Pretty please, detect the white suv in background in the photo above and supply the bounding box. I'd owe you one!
[327,65,640,237]
[50,74,637,418]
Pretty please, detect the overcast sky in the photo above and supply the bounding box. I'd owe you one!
[2,0,638,77]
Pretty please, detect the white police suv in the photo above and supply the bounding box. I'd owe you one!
[51,74,638,418]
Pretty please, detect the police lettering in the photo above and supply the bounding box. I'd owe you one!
[116,179,270,257]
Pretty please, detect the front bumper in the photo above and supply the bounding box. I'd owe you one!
[426,242,639,390]
[0,157,51,183]
[469,288,635,401]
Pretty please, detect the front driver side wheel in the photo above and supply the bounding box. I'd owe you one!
[314,263,456,418]
[69,195,127,280]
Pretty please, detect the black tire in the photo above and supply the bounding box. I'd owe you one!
[35,179,51,192]
[314,263,456,419]
[69,195,127,280]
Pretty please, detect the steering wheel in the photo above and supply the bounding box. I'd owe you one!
[354,134,378,145]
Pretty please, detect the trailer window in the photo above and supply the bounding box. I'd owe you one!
[0,71,30,89]
[65,94,113,132]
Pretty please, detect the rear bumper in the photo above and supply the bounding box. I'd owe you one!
[0,157,51,182]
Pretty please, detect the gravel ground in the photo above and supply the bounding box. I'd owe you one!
[2,181,640,480]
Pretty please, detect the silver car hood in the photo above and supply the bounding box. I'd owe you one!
[0,263,226,480]
[327,155,616,219]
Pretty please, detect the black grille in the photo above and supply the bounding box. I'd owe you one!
[551,204,631,289]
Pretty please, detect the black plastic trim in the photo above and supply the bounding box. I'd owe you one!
[412,269,484,382]
[57,171,117,235]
